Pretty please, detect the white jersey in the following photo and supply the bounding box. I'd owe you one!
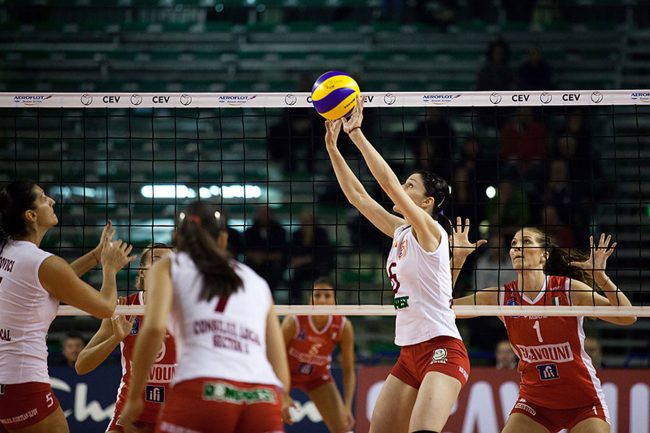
[387,224,461,346]
[169,252,281,387]
[0,240,56,383]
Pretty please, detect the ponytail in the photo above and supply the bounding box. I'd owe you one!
[0,181,37,255]
[174,201,242,302]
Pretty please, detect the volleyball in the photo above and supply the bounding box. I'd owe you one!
[311,71,361,120]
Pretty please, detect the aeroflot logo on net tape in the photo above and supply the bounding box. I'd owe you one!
[14,95,52,106]
[631,92,650,103]
[218,95,257,106]
[422,94,461,104]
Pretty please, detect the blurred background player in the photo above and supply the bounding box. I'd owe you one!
[119,201,294,433]
[282,277,356,433]
[495,340,517,370]
[75,243,174,433]
[0,181,134,433]
[52,332,86,368]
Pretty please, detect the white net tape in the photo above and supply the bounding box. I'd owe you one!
[1,89,649,109]
[57,304,649,317]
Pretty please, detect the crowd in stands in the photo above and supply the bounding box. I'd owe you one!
[249,38,605,306]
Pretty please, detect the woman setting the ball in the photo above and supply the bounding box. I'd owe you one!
[324,95,469,433]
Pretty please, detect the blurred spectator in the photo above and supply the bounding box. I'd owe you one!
[584,336,603,369]
[474,234,518,291]
[495,340,518,369]
[221,209,243,261]
[532,0,562,26]
[54,332,85,367]
[555,108,603,199]
[540,205,575,248]
[500,107,548,185]
[486,179,531,241]
[244,205,287,293]
[267,74,324,173]
[288,210,334,303]
[451,136,496,222]
[477,39,516,92]
[409,107,455,179]
[518,45,554,90]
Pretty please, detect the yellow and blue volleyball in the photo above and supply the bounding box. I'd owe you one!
[311,71,360,120]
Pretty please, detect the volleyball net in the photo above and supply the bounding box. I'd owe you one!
[1,90,649,317]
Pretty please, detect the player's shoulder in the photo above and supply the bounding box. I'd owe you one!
[120,292,142,306]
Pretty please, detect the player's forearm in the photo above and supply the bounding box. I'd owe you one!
[69,249,99,277]
[326,144,370,206]
[347,129,401,197]
[126,327,165,402]
[75,335,121,375]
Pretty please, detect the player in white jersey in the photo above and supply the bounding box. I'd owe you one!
[119,201,294,433]
[324,97,470,433]
[0,181,134,433]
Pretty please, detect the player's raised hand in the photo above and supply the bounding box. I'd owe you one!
[325,119,343,148]
[342,95,364,134]
[111,314,135,342]
[569,233,617,275]
[450,217,487,258]
[92,220,115,261]
[101,239,137,272]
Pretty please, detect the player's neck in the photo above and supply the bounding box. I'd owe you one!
[12,229,45,247]
[311,315,330,331]
[517,271,546,300]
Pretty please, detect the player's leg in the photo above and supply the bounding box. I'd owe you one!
[307,381,350,433]
[408,372,461,432]
[502,413,550,433]
[570,416,610,433]
[368,374,418,433]
[7,408,70,433]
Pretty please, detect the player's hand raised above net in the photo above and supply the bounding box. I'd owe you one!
[450,217,488,259]
[341,95,364,134]
[569,233,617,287]
[325,119,343,149]
[101,239,136,272]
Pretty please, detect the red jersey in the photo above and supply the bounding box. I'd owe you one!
[287,315,346,386]
[501,276,608,412]
[114,292,177,423]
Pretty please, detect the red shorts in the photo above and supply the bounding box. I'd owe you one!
[390,336,470,389]
[291,372,332,393]
[510,396,609,433]
[108,399,162,432]
[107,414,155,432]
[0,382,60,430]
[155,378,284,433]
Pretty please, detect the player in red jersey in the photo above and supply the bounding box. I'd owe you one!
[452,222,636,433]
[75,243,174,433]
[282,277,356,433]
